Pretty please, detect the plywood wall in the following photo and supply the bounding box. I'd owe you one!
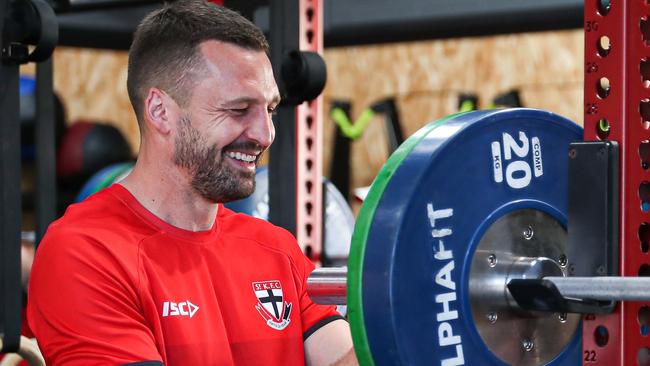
[21,47,138,150]
[322,29,584,191]
[27,29,584,196]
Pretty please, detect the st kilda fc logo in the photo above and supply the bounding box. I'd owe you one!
[253,280,292,330]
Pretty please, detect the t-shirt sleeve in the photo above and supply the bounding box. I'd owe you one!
[27,226,162,365]
[281,231,343,338]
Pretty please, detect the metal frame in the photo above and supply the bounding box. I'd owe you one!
[35,59,57,245]
[1,0,58,350]
[53,0,585,50]
[295,0,323,260]
[268,1,299,237]
[322,0,583,47]
[268,0,323,260]
[0,0,24,352]
[582,0,648,364]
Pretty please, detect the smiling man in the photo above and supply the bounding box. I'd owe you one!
[27,1,356,365]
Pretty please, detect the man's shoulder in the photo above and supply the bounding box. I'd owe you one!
[218,206,299,251]
[219,206,294,239]
[42,186,156,255]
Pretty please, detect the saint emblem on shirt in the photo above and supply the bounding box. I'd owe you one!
[252,280,292,330]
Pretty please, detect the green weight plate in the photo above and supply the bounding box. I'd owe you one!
[347,112,463,366]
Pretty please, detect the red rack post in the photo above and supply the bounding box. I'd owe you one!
[295,0,324,261]
[583,0,650,364]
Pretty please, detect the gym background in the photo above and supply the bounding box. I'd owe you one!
[19,28,583,218]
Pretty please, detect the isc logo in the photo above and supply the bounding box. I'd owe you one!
[162,300,199,319]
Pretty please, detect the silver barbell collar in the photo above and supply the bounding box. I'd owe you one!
[307,267,347,304]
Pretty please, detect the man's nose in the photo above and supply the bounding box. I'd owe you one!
[246,107,275,148]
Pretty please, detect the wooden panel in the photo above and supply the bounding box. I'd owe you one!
[53,47,138,151]
[322,29,584,192]
[22,47,138,152]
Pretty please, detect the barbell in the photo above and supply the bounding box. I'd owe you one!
[306,108,647,366]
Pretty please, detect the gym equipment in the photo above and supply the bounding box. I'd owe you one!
[1,0,57,64]
[457,93,479,112]
[19,75,66,161]
[56,121,132,183]
[280,50,327,105]
[225,167,355,265]
[492,89,523,108]
[329,98,405,201]
[307,108,605,366]
[1,0,58,354]
[75,162,134,202]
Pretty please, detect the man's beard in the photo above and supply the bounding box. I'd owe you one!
[172,116,259,203]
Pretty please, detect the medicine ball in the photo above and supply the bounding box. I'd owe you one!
[57,121,132,183]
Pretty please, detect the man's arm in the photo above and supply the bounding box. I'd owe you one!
[28,228,162,365]
[304,319,358,366]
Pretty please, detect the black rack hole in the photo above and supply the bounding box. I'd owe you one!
[597,77,611,99]
[640,181,650,212]
[641,100,650,129]
[642,18,650,46]
[640,223,650,253]
[640,141,650,169]
[594,325,609,347]
[596,118,610,140]
[642,59,650,87]
[639,306,650,336]
[639,263,650,276]
[598,36,611,57]
[598,0,611,15]
[638,347,650,366]
[305,201,313,215]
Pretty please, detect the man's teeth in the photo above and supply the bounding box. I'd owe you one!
[226,151,256,162]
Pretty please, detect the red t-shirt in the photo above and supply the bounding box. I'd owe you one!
[28,184,341,365]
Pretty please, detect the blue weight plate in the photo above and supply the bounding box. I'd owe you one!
[355,109,583,366]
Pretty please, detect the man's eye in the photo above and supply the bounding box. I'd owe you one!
[231,108,248,114]
[268,108,277,116]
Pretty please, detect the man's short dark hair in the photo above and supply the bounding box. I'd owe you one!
[127,0,269,127]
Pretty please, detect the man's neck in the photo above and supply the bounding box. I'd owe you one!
[120,159,218,232]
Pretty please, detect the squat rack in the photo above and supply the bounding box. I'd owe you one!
[3,1,649,364]
[582,0,650,364]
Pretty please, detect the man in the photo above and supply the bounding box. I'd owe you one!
[27,1,357,365]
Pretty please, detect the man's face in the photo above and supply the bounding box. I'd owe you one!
[173,41,280,203]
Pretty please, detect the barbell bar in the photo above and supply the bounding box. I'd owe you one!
[308,268,650,304]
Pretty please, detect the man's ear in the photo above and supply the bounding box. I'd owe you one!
[144,88,176,135]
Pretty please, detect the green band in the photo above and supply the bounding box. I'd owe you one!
[331,107,376,140]
[459,100,476,112]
